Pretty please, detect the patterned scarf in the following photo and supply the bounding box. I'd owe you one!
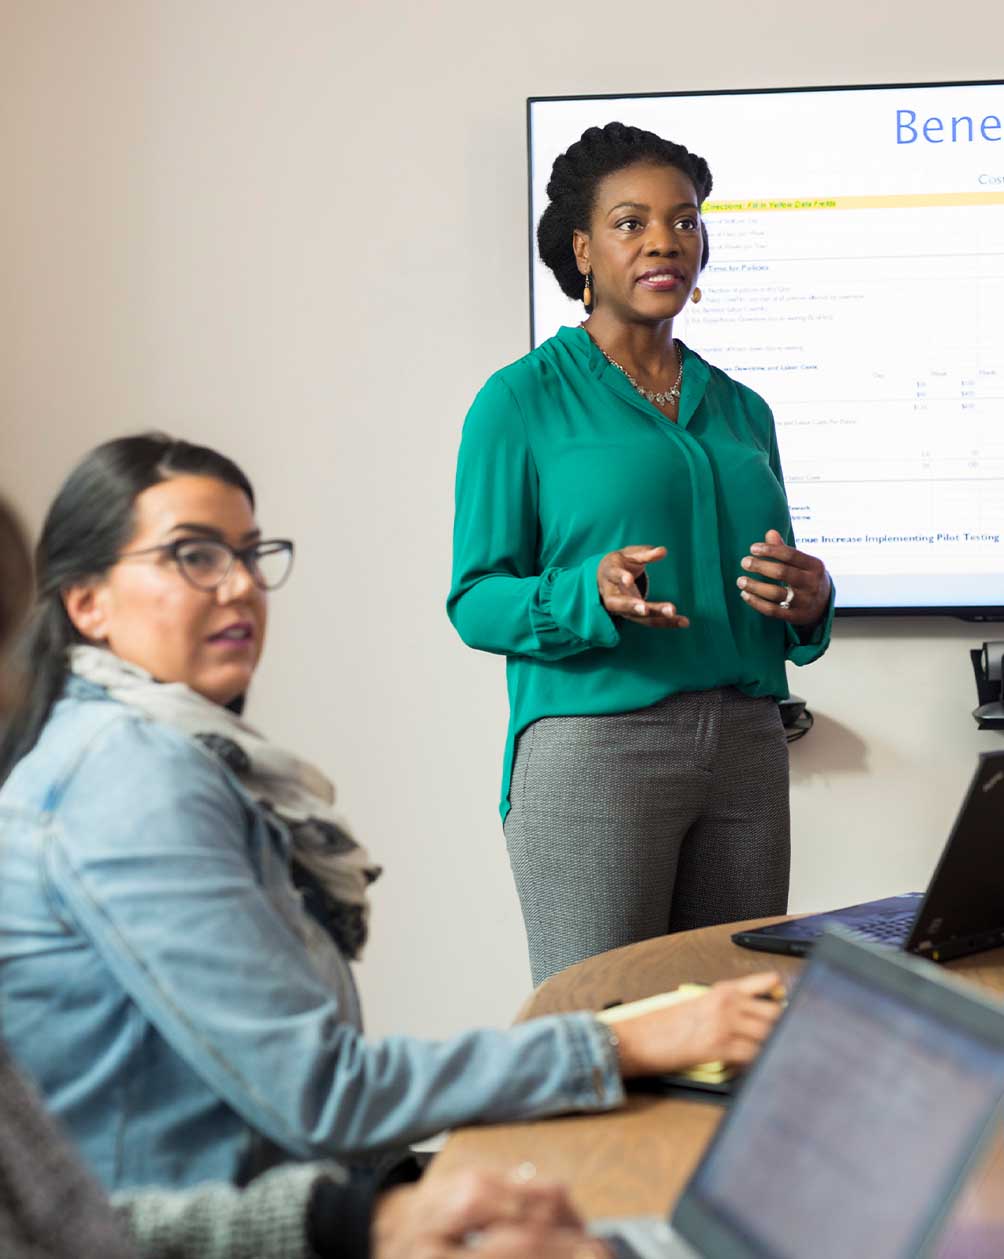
[69,645,380,960]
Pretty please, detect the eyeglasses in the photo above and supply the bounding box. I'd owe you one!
[118,537,295,592]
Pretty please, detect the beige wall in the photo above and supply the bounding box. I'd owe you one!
[3,0,1003,1042]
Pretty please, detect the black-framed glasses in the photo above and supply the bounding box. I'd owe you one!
[118,537,295,592]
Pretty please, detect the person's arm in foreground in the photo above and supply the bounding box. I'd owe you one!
[370,1169,611,1259]
[115,1164,611,1259]
[51,720,782,1160]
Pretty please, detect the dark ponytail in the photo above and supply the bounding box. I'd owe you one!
[0,497,34,719]
[0,433,255,786]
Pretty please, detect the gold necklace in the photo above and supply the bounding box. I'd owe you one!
[600,341,683,407]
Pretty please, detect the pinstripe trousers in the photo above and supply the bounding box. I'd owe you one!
[504,688,790,986]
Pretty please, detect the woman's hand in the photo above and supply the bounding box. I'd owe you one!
[597,545,689,628]
[372,1169,610,1258]
[737,529,831,627]
[610,972,784,1077]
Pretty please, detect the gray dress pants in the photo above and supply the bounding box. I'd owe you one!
[504,688,790,987]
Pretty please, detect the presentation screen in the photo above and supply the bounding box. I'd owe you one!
[528,83,1004,618]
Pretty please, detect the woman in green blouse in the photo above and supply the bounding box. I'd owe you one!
[448,122,833,985]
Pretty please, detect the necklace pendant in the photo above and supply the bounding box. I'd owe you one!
[599,343,684,411]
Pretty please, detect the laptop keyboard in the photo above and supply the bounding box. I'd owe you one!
[846,911,914,944]
[795,908,917,945]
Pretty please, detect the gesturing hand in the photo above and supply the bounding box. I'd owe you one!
[737,529,831,627]
[596,545,689,628]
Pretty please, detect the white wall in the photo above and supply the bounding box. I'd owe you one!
[3,0,1003,1042]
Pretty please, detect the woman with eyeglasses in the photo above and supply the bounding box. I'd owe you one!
[0,489,611,1259]
[0,433,781,1196]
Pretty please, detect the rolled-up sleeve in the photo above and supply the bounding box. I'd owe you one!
[785,579,835,664]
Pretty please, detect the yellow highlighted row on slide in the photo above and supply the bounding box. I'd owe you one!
[704,190,1004,212]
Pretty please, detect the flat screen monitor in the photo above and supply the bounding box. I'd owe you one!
[528,82,1004,618]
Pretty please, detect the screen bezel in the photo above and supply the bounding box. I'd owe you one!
[526,80,1004,621]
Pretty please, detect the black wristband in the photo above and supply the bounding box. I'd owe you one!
[307,1170,379,1259]
[306,1155,422,1259]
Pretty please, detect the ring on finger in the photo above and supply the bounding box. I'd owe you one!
[778,585,795,610]
[510,1161,537,1184]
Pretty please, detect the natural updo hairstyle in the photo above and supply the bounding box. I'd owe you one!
[537,121,713,311]
[0,433,255,786]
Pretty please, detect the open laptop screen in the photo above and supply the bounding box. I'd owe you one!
[684,952,1004,1258]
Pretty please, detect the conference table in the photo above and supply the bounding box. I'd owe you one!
[429,918,1004,1249]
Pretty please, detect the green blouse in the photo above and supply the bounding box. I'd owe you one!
[447,325,833,818]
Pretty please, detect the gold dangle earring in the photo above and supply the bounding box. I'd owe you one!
[691,286,702,304]
[582,270,593,309]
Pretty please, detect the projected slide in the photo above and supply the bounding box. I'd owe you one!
[528,84,1004,614]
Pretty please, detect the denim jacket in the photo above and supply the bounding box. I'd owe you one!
[0,679,623,1191]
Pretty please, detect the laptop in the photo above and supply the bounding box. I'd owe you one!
[593,929,1004,1259]
[732,750,1004,960]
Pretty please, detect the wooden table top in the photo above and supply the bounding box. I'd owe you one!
[429,918,1004,1240]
